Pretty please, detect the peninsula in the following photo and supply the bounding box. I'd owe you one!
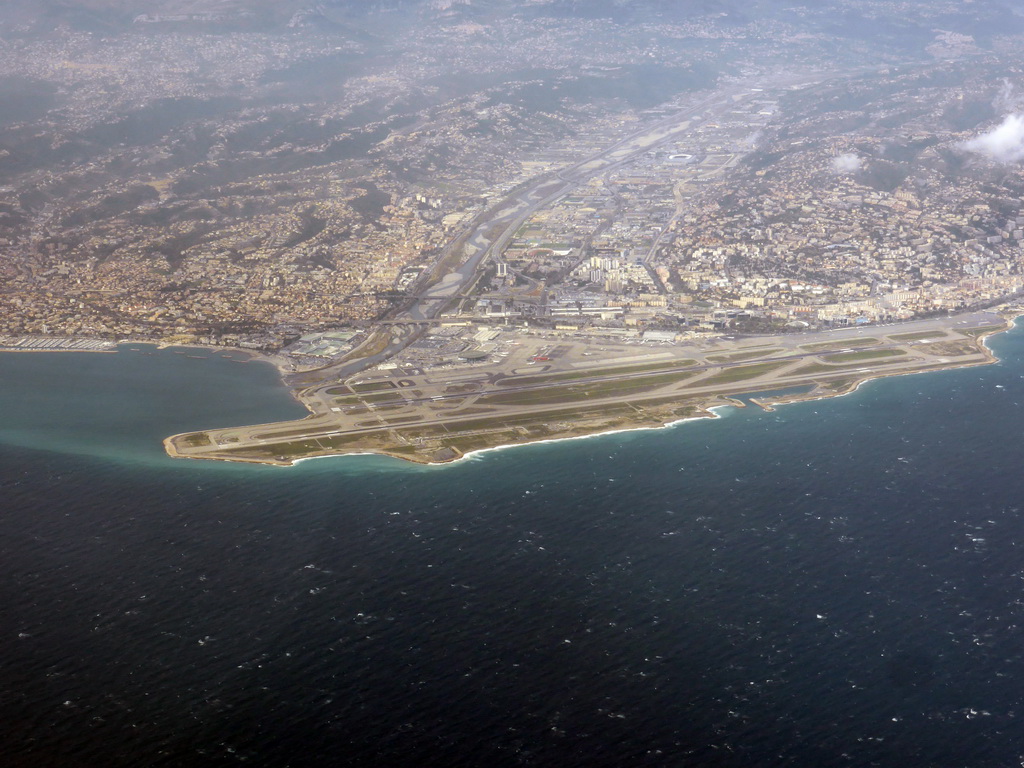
[165,310,1011,465]
[0,1,1023,467]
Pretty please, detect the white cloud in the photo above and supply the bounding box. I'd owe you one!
[994,78,1023,112]
[831,153,862,173]
[962,113,1024,164]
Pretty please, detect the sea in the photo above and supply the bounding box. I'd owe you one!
[3,328,1024,768]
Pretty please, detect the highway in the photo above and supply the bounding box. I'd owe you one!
[288,65,896,389]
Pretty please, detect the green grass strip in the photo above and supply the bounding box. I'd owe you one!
[888,331,946,341]
[698,361,790,385]
[706,348,782,363]
[500,359,695,387]
[801,337,879,351]
[822,349,906,363]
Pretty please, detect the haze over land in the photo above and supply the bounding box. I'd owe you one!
[2,0,1024,365]
[11,4,1024,765]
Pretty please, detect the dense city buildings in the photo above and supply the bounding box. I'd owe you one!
[2,0,1024,368]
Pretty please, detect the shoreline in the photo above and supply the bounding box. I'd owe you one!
[161,399,742,469]
[163,312,1014,468]
[9,313,1015,470]
[0,337,293,372]
[450,404,737,466]
[0,347,118,355]
[442,320,1012,468]
[751,315,1010,413]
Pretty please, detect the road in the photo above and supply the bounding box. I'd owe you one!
[296,65,887,386]
[396,70,851,323]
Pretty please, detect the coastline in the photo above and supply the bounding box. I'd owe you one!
[450,404,737,467]
[0,336,296,373]
[7,313,1013,470]
[0,347,117,355]
[443,318,1013,468]
[161,399,740,469]
[750,315,1010,413]
[163,311,1015,468]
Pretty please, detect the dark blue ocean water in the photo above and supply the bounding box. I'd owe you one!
[3,332,1024,767]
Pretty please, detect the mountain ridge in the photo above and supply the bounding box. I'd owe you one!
[0,0,815,31]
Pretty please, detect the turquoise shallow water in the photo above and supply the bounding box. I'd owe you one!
[3,327,1024,766]
[0,344,307,467]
